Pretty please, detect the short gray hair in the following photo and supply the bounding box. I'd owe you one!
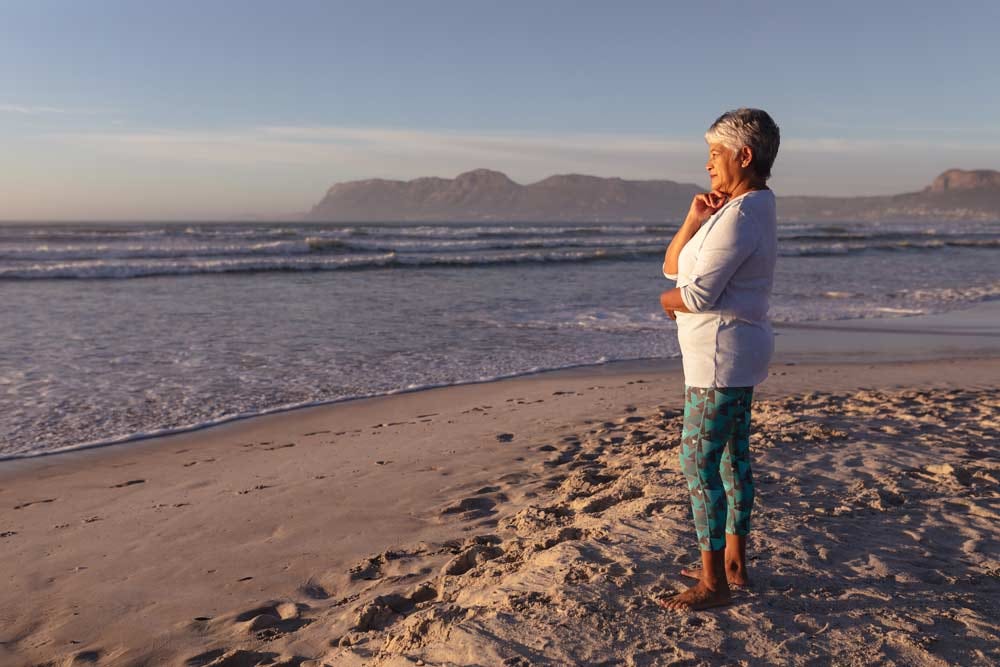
[705,108,780,180]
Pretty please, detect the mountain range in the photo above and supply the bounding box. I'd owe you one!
[305,168,1000,223]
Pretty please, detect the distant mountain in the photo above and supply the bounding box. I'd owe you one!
[306,168,1000,222]
[306,169,701,222]
[779,169,1000,222]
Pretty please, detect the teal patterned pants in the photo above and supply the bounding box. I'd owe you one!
[680,385,755,551]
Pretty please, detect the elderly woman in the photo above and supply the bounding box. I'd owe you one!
[656,108,780,611]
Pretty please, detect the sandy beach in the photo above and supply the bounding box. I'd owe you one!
[2,306,999,667]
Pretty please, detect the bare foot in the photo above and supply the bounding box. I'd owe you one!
[680,565,751,587]
[655,581,731,611]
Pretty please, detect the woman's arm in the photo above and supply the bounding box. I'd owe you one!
[659,287,689,320]
[662,191,728,277]
[674,204,759,314]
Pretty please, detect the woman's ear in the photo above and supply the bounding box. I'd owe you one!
[740,146,754,169]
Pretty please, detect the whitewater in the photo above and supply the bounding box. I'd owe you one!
[1,219,997,458]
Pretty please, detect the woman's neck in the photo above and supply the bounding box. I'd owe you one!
[726,177,768,200]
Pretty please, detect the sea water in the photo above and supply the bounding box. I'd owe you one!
[1,219,997,458]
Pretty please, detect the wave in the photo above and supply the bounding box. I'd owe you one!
[304,237,348,251]
[4,231,995,265]
[2,233,998,278]
[1,220,997,276]
[889,282,1000,304]
[1,222,672,243]
[3,220,995,244]
[0,235,665,263]
[326,235,664,253]
[0,247,664,280]
[0,240,319,262]
[780,238,1000,256]
[346,223,670,238]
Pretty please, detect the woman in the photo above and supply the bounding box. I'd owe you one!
[656,108,780,611]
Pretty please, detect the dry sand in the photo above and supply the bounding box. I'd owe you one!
[1,328,999,665]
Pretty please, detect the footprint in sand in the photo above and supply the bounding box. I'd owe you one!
[440,496,499,519]
[236,484,274,495]
[13,498,56,510]
[579,483,646,515]
[227,601,312,638]
[540,444,580,468]
[299,580,331,600]
[500,503,575,532]
[342,579,443,647]
[441,541,504,576]
[263,443,296,451]
[348,546,434,581]
[110,479,145,488]
[556,469,618,500]
[497,472,534,485]
[68,649,102,664]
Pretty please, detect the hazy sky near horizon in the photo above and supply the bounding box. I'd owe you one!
[3,0,999,220]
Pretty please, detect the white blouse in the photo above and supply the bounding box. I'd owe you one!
[663,189,777,388]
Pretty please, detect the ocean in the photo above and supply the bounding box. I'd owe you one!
[2,218,998,459]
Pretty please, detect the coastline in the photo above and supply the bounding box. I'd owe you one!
[5,299,999,464]
[1,303,998,666]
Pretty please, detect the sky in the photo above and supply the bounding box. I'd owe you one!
[2,0,999,220]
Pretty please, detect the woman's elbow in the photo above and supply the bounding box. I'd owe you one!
[679,287,713,313]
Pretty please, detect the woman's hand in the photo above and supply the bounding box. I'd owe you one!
[660,290,677,320]
[688,190,729,226]
[663,191,729,279]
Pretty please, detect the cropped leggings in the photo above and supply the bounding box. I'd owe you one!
[680,385,755,551]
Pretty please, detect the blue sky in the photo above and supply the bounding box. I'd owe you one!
[2,0,999,219]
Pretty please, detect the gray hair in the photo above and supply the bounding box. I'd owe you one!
[704,108,780,180]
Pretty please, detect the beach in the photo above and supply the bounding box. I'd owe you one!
[2,305,998,666]
[6,3,1000,665]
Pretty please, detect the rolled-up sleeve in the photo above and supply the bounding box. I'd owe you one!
[679,207,758,313]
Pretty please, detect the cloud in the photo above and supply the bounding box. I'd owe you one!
[46,125,713,185]
[0,103,72,114]
[54,125,703,164]
[36,123,1000,203]
[783,136,1000,154]
[1,102,111,116]
[54,123,1000,170]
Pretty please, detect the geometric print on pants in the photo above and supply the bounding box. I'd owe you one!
[680,385,755,551]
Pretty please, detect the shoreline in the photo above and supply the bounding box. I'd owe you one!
[2,302,998,665]
[4,299,999,464]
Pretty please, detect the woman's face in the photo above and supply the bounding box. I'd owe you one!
[705,142,750,195]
